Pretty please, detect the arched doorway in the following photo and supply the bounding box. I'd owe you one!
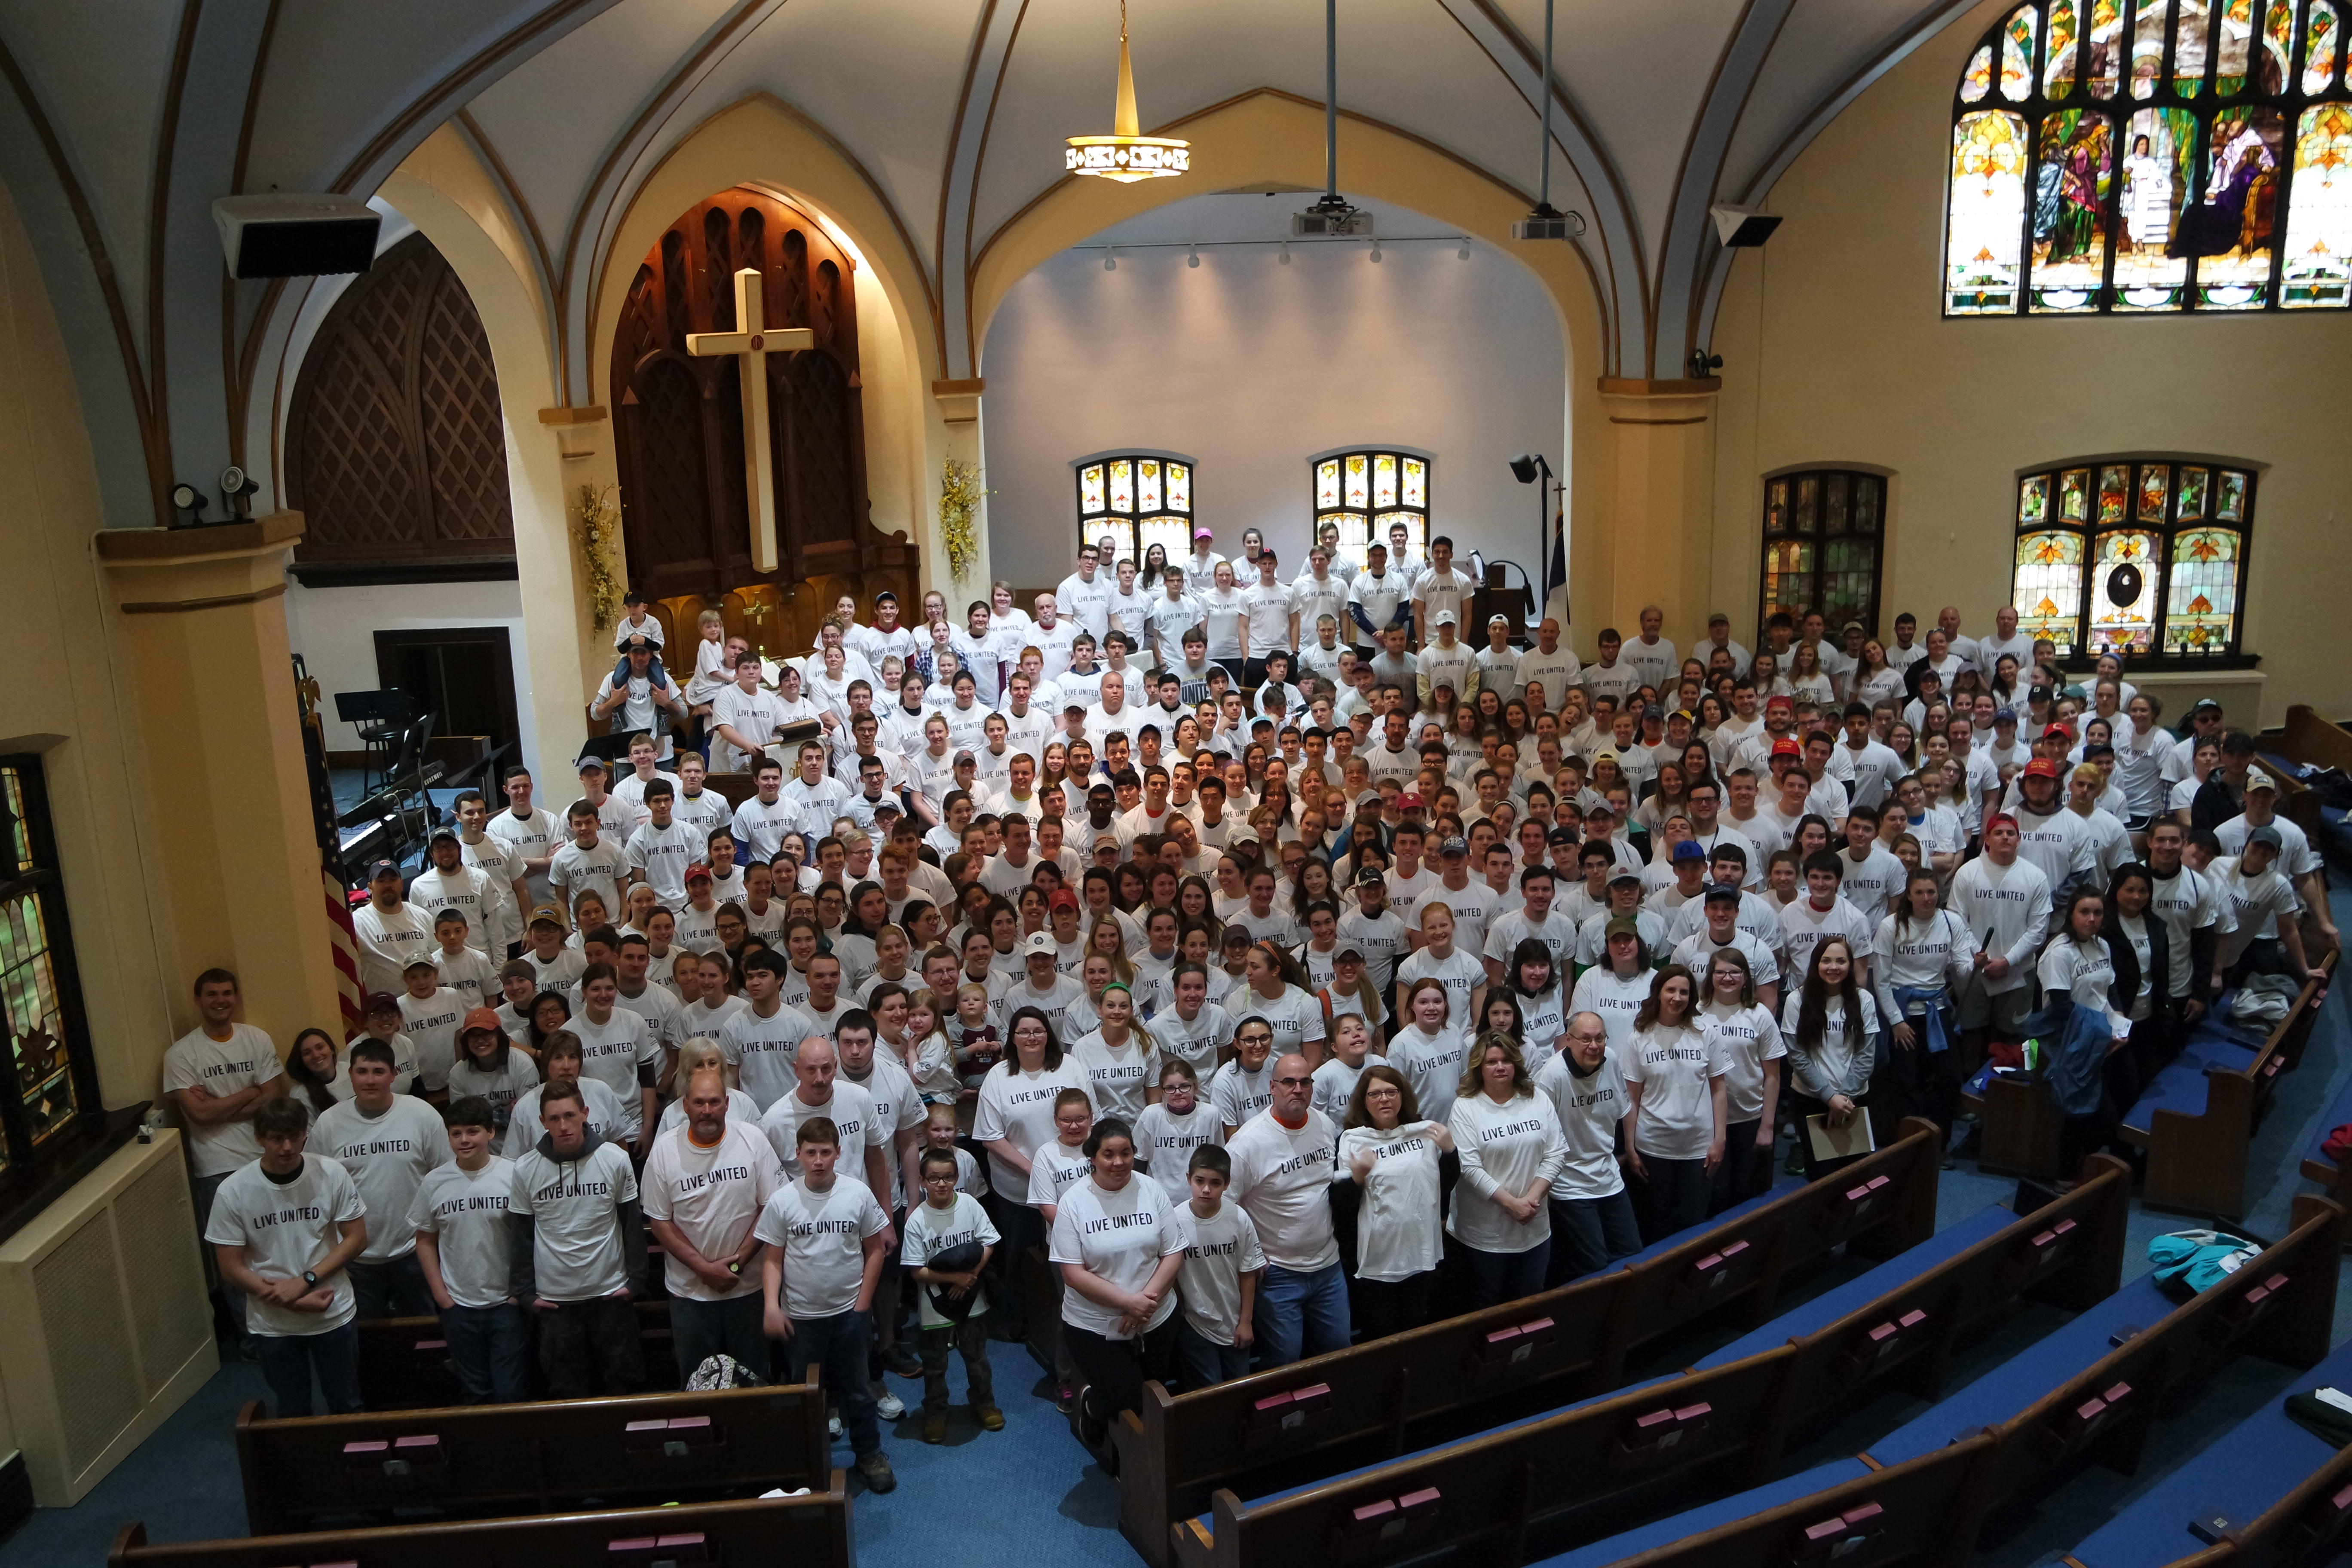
[609,184,918,656]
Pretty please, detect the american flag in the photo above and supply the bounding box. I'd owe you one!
[322,864,362,1033]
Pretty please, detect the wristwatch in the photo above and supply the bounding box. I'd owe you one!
[301,1270,319,1288]
[726,1260,741,1276]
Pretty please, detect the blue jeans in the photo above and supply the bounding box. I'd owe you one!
[1175,1317,1252,1388]
[438,1302,533,1403]
[1547,1190,1642,1285]
[1462,1242,1551,1310]
[348,1252,434,1319]
[788,1309,881,1459]
[671,1293,771,1384]
[256,1321,364,1417]
[1251,1261,1351,1366]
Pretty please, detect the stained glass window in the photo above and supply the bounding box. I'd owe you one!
[0,760,95,1184]
[1074,452,1194,566]
[1757,469,1887,639]
[1948,0,2352,313]
[2009,458,2256,659]
[1312,449,1432,562]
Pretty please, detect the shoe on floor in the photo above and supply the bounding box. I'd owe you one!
[828,1414,842,1439]
[876,1391,906,1420]
[1055,1381,1076,1414]
[922,1412,947,1444]
[976,1403,1005,1431]
[885,1344,923,1378]
[855,1451,897,1494]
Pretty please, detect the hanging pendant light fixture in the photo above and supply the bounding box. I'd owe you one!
[1066,0,1190,183]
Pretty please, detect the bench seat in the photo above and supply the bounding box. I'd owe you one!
[1530,1458,1875,1568]
[2065,1334,2352,1568]
[2119,1017,2266,1136]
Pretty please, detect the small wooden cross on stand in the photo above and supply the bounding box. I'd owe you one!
[686,267,814,574]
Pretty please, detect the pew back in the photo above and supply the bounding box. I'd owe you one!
[109,1485,852,1568]
[357,1302,677,1409]
[234,1377,829,1536]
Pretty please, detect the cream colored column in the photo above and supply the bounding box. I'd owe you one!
[536,404,622,762]
[932,378,992,597]
[92,513,343,1042]
[1591,378,1721,646]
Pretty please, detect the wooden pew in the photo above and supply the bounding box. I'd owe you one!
[1113,1118,1943,1568]
[357,1300,679,1409]
[1525,1437,1997,1568]
[1167,1158,2119,1568]
[2121,955,2336,1217]
[2175,1443,2352,1568]
[109,1484,852,1568]
[234,1377,829,1536]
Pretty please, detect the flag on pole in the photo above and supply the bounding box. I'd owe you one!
[323,864,362,1032]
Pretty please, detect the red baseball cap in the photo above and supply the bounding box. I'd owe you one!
[2041,723,2072,740]
[460,1007,503,1035]
[1400,791,1424,808]
[1770,737,1802,758]
[2023,757,2061,780]
[1765,694,1795,711]
[684,862,713,883]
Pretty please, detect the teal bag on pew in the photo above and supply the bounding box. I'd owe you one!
[2147,1230,2260,1298]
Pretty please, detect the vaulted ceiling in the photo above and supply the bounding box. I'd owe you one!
[0,0,1978,528]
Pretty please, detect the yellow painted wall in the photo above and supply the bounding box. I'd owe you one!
[1710,0,2352,726]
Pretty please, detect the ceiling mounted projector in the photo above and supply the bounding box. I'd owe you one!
[212,194,380,279]
[1512,204,1586,242]
[1291,195,1372,238]
[1710,204,1783,247]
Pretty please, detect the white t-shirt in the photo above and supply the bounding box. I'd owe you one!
[1134,1100,1224,1201]
[503,1077,625,1158]
[754,1176,891,1319]
[511,1138,639,1302]
[164,1023,280,1177]
[568,1010,659,1137]
[1535,1050,1629,1200]
[1397,945,1484,1042]
[1624,1023,1722,1160]
[716,1000,819,1112]
[1697,1001,1787,1122]
[407,1157,518,1308]
[1570,966,1654,1052]
[1208,1057,1277,1130]
[447,1053,543,1133]
[312,1095,453,1259]
[1026,1141,1094,1209]
[1339,1123,1445,1282]
[1049,1176,1186,1338]
[398,987,469,1093]
[640,1120,785,1301]
[1176,1200,1266,1345]
[1068,1030,1162,1121]
[1447,1090,1567,1252]
[486,806,562,903]
[204,1153,364,1336]
[1225,1109,1341,1271]
[1388,1023,1467,1124]
[759,1081,885,1180]
[900,1192,1000,1328]
[971,1060,1087,1194]
[352,901,434,997]
[548,839,630,925]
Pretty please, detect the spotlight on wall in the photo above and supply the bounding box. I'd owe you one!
[1103,248,1117,271]
[1508,453,1541,484]
[1187,244,1200,268]
[1368,240,1382,263]
[1709,204,1782,247]
[1278,240,1291,265]
[1457,236,1471,260]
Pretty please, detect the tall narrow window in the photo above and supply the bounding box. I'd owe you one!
[0,760,97,1187]
[2010,457,2255,658]
[1945,0,2352,315]
[1075,453,1194,566]
[1757,470,1887,639]
[1312,449,1432,563]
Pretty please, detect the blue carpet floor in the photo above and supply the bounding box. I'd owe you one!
[11,890,2349,1568]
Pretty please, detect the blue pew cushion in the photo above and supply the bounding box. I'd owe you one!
[2119,998,2272,1133]
[1531,1458,1875,1568]
[2068,1336,2352,1568]
[1694,1204,2017,1369]
[1865,1274,2174,1466]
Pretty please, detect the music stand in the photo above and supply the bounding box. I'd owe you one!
[333,689,411,791]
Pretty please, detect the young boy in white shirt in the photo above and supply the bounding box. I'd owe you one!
[548,803,628,927]
[315,1038,454,1318]
[901,1145,1002,1443]
[409,1094,528,1403]
[1173,1145,1264,1388]
[432,909,499,1010]
[1134,1059,1222,1202]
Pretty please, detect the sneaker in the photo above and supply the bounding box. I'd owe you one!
[1056,1381,1077,1414]
[885,1344,923,1378]
[854,1451,897,1494]
[876,1391,906,1420]
[828,1414,842,1439]
[923,1412,948,1445]
[976,1403,1005,1431]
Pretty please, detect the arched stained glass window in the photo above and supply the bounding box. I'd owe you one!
[1075,452,1194,566]
[1945,0,2352,314]
[1757,469,1887,638]
[1312,449,1431,563]
[2010,456,2254,660]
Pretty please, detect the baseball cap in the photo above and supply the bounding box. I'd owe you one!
[2023,758,2060,780]
[528,903,565,927]
[428,825,458,844]
[1022,931,1056,956]
[1400,791,1424,808]
[1193,526,1214,539]
[1644,704,1665,720]
[2188,697,2223,714]
[2080,743,2114,760]
[2030,683,2054,704]
[1584,800,1616,819]
[1703,882,1741,904]
[362,990,401,1015]
[1766,694,1794,711]
[368,858,402,880]
[1605,913,1642,937]
[1593,747,1620,765]
[1547,826,1580,846]
[401,955,438,973]
[684,863,713,884]
[620,635,655,652]
[1994,707,2018,724]
[2042,724,2073,740]
[1770,737,1802,758]
[2246,766,2278,793]
[577,755,607,774]
[1672,840,1706,862]
[1488,613,1510,628]
[1354,866,1386,887]
[1049,888,1080,910]
[1434,610,1458,627]
[2248,824,2284,849]
[461,1007,503,1035]
[1439,835,1469,857]
[1608,867,1642,886]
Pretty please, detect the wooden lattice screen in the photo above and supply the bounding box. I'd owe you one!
[286,233,514,564]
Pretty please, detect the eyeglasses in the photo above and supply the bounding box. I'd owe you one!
[1274,1075,1312,1087]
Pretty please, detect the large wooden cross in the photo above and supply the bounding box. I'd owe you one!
[686,267,813,574]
